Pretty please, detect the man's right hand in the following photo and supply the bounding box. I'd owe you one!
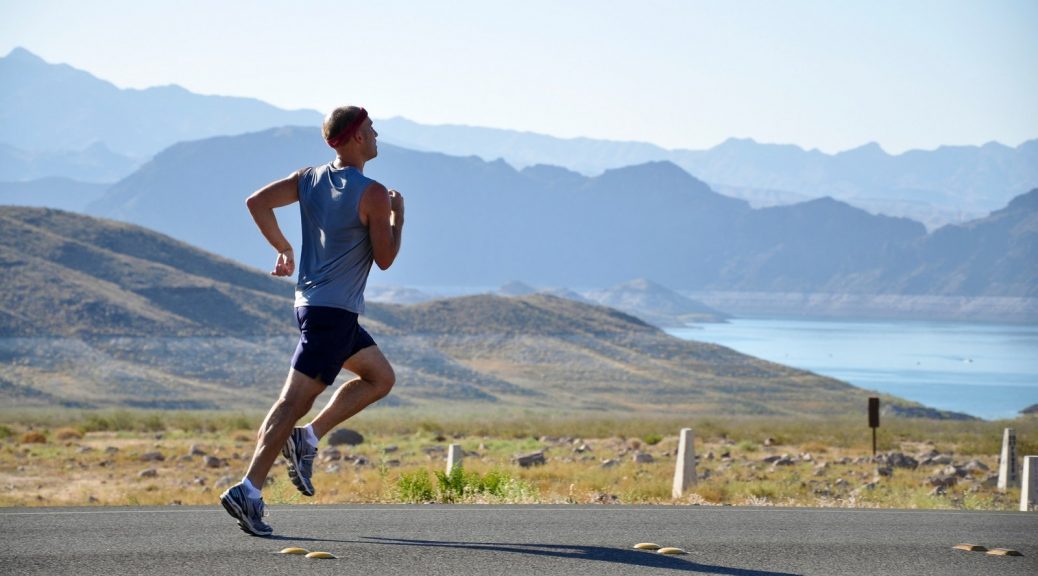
[273,247,295,277]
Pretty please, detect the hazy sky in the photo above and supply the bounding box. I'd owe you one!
[2,0,1035,153]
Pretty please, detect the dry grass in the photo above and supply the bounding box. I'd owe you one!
[0,410,1033,509]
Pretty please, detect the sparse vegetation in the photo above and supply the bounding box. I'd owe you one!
[0,409,1033,510]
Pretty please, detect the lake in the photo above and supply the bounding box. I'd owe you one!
[665,319,1038,421]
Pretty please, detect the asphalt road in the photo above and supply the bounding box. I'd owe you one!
[1,505,1035,575]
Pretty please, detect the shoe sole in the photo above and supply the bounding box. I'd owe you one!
[282,437,315,497]
[220,493,272,537]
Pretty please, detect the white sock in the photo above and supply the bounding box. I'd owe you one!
[241,477,261,499]
[303,424,320,448]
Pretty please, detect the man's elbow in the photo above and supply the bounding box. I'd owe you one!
[374,256,395,271]
[245,193,262,213]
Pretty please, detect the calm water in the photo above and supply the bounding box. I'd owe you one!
[666,319,1038,420]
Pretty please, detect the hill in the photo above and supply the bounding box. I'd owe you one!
[0,206,902,417]
[81,126,1038,321]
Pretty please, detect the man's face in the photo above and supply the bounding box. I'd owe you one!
[361,119,378,159]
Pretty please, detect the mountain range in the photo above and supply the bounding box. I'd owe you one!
[0,47,319,175]
[0,205,914,418]
[3,48,1037,230]
[75,125,1038,321]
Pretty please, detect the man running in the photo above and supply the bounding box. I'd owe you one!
[220,105,404,536]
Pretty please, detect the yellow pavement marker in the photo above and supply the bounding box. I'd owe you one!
[633,543,661,550]
[279,547,309,555]
[986,548,1023,556]
[952,543,987,552]
[657,547,688,555]
[305,551,337,559]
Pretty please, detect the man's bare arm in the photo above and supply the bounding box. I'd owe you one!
[359,182,404,270]
[246,171,301,277]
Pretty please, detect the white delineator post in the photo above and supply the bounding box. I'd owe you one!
[1021,456,1038,512]
[672,428,697,498]
[998,428,1018,491]
[446,443,463,475]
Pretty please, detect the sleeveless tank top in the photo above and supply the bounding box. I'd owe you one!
[293,163,374,313]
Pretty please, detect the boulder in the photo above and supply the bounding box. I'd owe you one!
[138,468,158,478]
[139,451,165,462]
[327,428,364,446]
[203,455,226,469]
[632,452,654,464]
[515,452,546,468]
[320,448,343,462]
[600,459,619,469]
[189,444,207,456]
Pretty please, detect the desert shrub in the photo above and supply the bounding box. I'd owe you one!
[642,433,663,446]
[20,431,47,444]
[396,469,435,503]
[0,425,12,440]
[54,427,83,441]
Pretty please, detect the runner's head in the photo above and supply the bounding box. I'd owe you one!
[324,106,369,147]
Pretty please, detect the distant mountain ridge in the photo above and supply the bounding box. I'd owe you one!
[0,47,320,173]
[80,126,1038,324]
[3,48,1035,230]
[379,118,1038,226]
[0,205,906,418]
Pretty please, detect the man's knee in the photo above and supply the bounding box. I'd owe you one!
[371,364,395,399]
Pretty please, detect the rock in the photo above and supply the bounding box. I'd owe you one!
[799,453,813,462]
[327,428,364,446]
[574,443,591,453]
[203,455,226,469]
[964,459,989,473]
[633,452,654,464]
[214,475,235,488]
[590,492,619,504]
[138,468,158,478]
[325,464,341,474]
[720,450,731,460]
[189,444,207,456]
[942,465,967,478]
[384,459,401,467]
[773,456,796,466]
[927,474,958,488]
[929,485,947,496]
[383,445,398,453]
[320,448,343,462]
[600,459,619,469]
[139,451,165,462]
[761,455,784,464]
[179,455,194,462]
[515,452,546,468]
[878,452,918,469]
[835,478,848,487]
[353,456,369,466]
[77,446,94,454]
[706,451,715,460]
[982,474,999,487]
[193,477,206,486]
[104,446,119,454]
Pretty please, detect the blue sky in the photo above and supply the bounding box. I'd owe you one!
[2,0,1035,153]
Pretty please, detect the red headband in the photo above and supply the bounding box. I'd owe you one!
[326,108,369,148]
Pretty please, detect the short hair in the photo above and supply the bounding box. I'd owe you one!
[323,106,366,142]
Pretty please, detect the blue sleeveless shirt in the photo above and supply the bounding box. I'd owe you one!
[294,163,374,313]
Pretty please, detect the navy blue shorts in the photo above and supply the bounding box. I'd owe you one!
[291,306,376,386]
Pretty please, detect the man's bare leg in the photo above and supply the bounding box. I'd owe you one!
[244,369,325,488]
[308,345,395,439]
